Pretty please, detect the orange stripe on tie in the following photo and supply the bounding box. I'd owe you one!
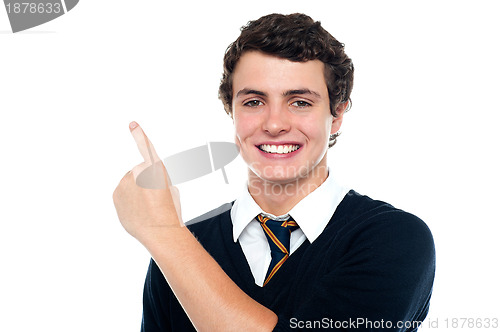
[261,223,287,253]
[259,215,270,223]
[263,254,288,286]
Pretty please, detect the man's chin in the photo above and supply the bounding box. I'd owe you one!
[252,168,306,185]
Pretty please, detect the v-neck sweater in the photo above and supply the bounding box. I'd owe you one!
[141,190,435,331]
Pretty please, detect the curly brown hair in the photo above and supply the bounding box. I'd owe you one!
[218,13,354,119]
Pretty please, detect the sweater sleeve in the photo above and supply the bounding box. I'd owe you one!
[141,259,176,332]
[273,210,435,331]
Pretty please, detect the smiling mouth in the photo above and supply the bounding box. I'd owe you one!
[258,144,300,154]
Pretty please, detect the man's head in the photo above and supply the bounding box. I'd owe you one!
[219,13,354,121]
[224,13,354,190]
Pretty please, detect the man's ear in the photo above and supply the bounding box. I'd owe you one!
[330,102,348,134]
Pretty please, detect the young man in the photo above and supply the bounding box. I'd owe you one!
[113,13,435,331]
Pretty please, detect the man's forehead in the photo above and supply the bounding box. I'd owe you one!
[232,51,328,96]
[234,50,325,73]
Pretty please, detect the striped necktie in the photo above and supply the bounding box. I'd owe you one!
[257,214,299,286]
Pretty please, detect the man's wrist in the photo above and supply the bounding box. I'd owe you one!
[141,224,191,257]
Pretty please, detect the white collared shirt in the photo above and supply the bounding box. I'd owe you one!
[231,170,350,286]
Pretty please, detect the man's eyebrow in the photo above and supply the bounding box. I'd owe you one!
[235,88,322,99]
[236,88,267,98]
[283,89,322,98]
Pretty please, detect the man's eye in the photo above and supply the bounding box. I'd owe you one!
[291,100,311,107]
[244,100,263,107]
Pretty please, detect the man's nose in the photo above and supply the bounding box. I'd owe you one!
[262,103,291,136]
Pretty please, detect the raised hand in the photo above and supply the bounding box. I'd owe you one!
[112,122,278,332]
[112,122,183,246]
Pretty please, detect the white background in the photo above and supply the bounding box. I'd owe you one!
[1,1,499,331]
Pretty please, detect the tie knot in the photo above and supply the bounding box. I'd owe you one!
[257,214,299,229]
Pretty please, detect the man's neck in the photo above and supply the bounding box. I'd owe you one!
[247,163,329,216]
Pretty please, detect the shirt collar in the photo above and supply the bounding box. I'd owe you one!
[231,169,349,243]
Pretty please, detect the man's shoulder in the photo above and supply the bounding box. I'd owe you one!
[339,190,423,222]
[336,190,434,249]
[184,201,234,231]
[339,190,403,218]
[184,202,237,256]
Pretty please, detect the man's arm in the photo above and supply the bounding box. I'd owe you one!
[113,122,277,332]
[146,225,277,331]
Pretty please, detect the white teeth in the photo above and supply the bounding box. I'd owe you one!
[259,144,300,154]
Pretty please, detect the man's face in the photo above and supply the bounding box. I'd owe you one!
[232,51,343,185]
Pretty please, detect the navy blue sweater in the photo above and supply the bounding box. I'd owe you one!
[141,190,435,331]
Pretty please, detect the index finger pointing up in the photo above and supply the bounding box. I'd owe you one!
[129,121,161,165]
